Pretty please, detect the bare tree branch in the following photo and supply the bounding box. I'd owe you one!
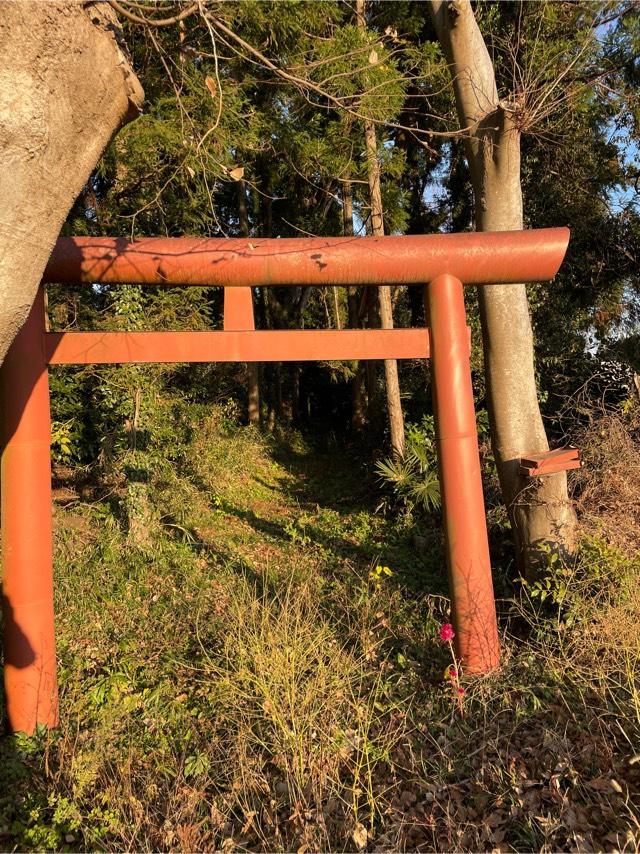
[108,0,198,28]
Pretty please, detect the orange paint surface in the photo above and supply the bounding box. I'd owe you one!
[44,229,569,288]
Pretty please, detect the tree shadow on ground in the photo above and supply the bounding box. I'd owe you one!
[267,433,381,512]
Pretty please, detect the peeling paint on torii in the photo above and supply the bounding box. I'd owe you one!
[0,227,569,734]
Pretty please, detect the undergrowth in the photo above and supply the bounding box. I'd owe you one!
[1,398,639,851]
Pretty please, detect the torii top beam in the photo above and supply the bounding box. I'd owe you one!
[43,228,570,288]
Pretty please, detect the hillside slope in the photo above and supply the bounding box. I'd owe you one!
[1,401,639,851]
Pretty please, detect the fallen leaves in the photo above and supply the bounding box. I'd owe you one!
[205,76,217,99]
[352,822,368,850]
[585,776,623,794]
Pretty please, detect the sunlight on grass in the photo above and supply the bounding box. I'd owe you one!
[2,404,639,851]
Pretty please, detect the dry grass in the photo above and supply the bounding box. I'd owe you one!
[3,403,640,851]
[195,577,400,851]
[573,407,640,553]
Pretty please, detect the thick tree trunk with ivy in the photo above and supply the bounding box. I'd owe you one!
[430,0,577,578]
[0,0,143,364]
[357,0,405,459]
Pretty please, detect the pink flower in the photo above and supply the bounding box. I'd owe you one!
[448,666,458,679]
[457,687,465,696]
[439,623,455,642]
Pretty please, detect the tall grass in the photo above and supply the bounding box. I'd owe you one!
[2,401,639,851]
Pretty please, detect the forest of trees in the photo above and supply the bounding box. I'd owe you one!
[1,0,640,851]
[47,0,639,568]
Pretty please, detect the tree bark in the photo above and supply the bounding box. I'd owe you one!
[0,1,143,363]
[237,179,260,425]
[343,179,367,432]
[365,123,406,458]
[356,0,405,458]
[429,0,576,577]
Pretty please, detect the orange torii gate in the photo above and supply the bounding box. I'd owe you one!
[0,227,569,734]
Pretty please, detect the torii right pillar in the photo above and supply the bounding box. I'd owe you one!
[426,274,500,673]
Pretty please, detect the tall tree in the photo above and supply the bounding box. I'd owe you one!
[237,179,261,426]
[429,0,576,577]
[357,0,406,459]
[343,179,368,432]
[0,1,142,363]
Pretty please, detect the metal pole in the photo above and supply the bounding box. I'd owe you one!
[426,275,500,673]
[1,289,58,732]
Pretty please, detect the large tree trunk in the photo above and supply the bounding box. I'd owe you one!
[0,1,143,364]
[429,0,576,578]
[356,0,405,459]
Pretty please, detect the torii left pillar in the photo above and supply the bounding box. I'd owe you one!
[1,291,58,732]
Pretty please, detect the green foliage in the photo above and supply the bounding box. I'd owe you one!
[42,0,640,455]
[375,408,495,521]
[50,420,75,463]
[519,535,640,625]
[376,415,441,515]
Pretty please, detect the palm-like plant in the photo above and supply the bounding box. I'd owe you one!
[375,417,441,513]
